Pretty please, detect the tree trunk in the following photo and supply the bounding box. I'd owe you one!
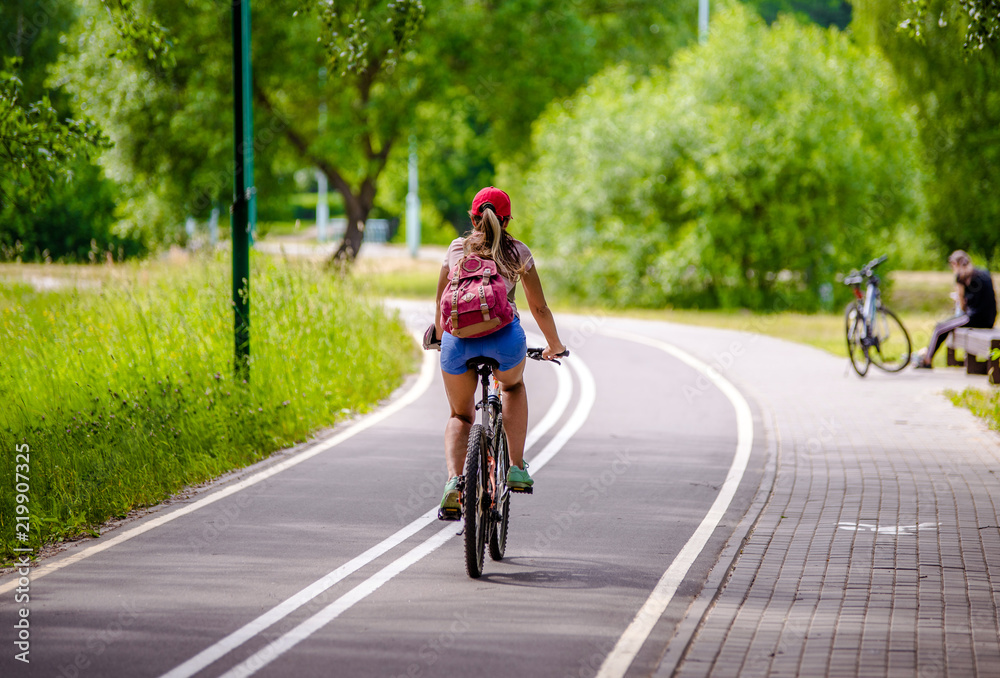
[252,84,391,268]
[330,174,379,266]
[333,201,369,264]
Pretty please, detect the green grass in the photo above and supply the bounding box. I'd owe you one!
[0,254,417,564]
[948,387,1000,431]
[256,220,305,238]
[888,271,956,315]
[360,264,441,298]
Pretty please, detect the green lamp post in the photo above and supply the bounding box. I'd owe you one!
[231,0,255,379]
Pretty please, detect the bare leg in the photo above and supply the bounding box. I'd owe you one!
[494,359,528,469]
[441,369,478,477]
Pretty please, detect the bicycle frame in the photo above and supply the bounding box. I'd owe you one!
[472,362,504,506]
[457,348,567,576]
[861,278,880,334]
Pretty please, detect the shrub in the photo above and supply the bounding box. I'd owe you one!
[520,5,925,310]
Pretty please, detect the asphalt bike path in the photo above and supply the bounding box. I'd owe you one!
[1,306,763,678]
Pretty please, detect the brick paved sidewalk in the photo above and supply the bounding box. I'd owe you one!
[614,319,1000,678]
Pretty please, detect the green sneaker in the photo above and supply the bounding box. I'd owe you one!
[507,462,534,492]
[438,476,461,521]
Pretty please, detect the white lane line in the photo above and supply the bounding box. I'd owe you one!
[595,328,754,678]
[212,354,596,678]
[0,341,438,596]
[524,331,573,451]
[158,345,578,678]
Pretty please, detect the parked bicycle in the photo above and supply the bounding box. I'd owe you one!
[454,347,567,578]
[843,255,912,376]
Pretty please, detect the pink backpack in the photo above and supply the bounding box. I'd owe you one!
[441,254,515,338]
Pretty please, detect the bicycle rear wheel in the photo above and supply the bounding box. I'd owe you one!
[463,425,488,578]
[869,306,912,372]
[845,302,870,377]
[489,424,511,561]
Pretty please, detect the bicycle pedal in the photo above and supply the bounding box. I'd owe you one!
[437,507,461,521]
[509,486,533,494]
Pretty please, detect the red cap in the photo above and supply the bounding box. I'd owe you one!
[471,186,511,218]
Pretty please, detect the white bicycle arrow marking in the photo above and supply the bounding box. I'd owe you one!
[836,522,939,535]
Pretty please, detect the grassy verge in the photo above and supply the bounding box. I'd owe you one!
[948,388,1000,431]
[0,254,417,564]
[358,258,443,299]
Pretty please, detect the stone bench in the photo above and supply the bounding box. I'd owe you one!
[947,327,1000,385]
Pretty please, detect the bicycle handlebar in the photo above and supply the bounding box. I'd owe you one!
[843,255,888,287]
[863,255,888,275]
[421,325,570,364]
[527,347,570,365]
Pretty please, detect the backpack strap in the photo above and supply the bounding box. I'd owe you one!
[450,261,461,329]
[480,267,493,322]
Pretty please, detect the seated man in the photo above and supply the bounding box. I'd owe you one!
[915,250,997,369]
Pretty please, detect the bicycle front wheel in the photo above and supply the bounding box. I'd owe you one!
[489,424,511,562]
[869,306,912,372]
[463,425,488,578]
[845,302,870,377]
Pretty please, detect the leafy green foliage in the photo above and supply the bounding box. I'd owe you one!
[520,6,924,310]
[1,2,144,260]
[898,0,1000,51]
[302,0,425,76]
[0,58,109,211]
[853,0,1000,264]
[0,156,140,262]
[2,0,78,108]
[98,0,175,66]
[56,0,305,248]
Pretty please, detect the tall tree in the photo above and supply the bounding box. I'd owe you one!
[58,0,695,261]
[853,0,1000,261]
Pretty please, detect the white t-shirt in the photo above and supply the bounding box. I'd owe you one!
[443,237,534,313]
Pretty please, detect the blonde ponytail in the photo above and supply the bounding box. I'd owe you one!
[464,206,526,282]
[483,209,504,263]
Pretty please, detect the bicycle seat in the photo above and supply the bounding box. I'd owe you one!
[466,356,500,373]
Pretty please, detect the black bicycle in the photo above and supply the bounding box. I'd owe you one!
[843,255,912,376]
[458,347,567,578]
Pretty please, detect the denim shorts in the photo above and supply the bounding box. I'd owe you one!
[440,317,527,375]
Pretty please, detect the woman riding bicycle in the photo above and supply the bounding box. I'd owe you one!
[430,186,566,517]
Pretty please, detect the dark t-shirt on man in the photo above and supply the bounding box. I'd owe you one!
[961,268,997,328]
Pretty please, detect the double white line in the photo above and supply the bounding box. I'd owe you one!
[162,344,595,678]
